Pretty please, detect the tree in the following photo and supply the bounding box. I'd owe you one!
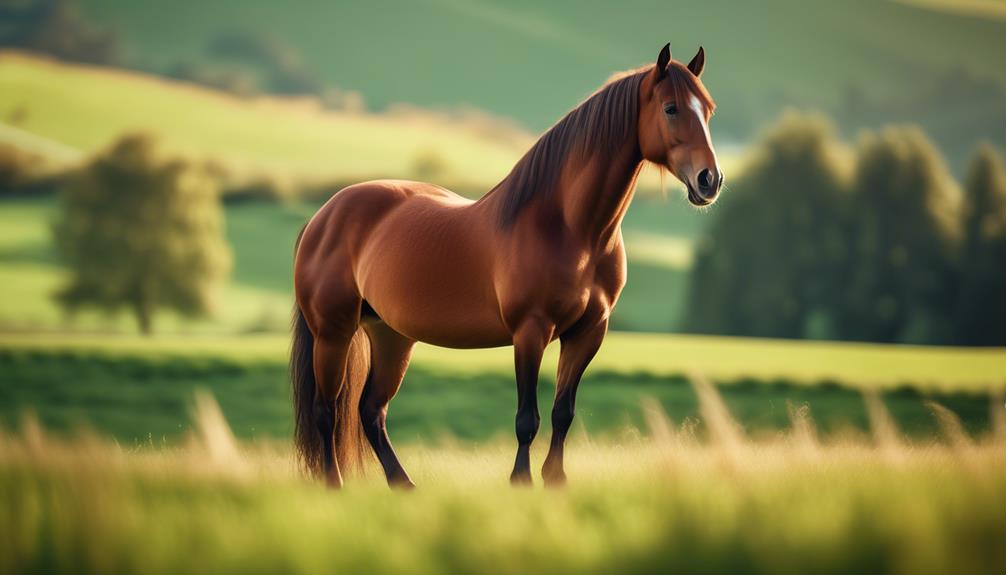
[52,134,231,334]
[954,145,1006,345]
[841,127,961,344]
[684,112,852,339]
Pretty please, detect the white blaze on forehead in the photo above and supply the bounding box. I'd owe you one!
[688,93,712,142]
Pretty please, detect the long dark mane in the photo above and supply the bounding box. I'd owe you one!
[492,68,645,227]
[492,62,714,227]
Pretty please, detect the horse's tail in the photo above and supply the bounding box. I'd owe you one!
[291,305,321,474]
[291,230,371,477]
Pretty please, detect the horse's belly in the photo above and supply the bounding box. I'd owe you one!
[363,275,510,348]
[386,309,512,349]
[356,221,510,349]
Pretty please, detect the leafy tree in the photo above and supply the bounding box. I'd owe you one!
[954,145,1006,345]
[684,112,851,339]
[52,134,231,334]
[841,127,960,344]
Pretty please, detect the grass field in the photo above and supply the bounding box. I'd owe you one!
[4,5,1005,572]
[1,387,1004,575]
[2,331,1003,446]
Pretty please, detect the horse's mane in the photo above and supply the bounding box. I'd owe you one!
[492,61,714,227]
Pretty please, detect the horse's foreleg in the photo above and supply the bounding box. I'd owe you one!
[510,318,553,485]
[360,322,416,489]
[542,315,608,487]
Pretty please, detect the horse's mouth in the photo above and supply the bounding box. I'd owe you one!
[687,185,713,207]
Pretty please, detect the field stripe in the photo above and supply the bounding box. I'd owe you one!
[1,331,1003,391]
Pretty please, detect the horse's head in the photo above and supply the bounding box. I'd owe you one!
[639,43,722,206]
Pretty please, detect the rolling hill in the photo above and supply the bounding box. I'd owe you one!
[0,51,531,187]
[76,0,1006,149]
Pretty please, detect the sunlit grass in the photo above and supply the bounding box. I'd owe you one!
[1,383,1004,575]
[2,330,1005,393]
[0,51,529,187]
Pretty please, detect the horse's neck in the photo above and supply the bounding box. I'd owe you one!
[556,136,643,247]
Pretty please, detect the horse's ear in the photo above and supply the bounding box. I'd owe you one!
[687,46,705,77]
[655,43,671,80]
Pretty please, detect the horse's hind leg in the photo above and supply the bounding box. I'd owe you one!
[309,288,363,488]
[313,332,356,488]
[360,321,416,488]
[313,387,337,483]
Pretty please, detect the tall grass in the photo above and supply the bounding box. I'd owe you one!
[1,379,1004,575]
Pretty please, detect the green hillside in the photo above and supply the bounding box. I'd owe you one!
[0,52,529,186]
[78,0,1006,147]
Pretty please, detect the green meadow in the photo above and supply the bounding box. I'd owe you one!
[2,330,1003,445]
[1,385,1004,575]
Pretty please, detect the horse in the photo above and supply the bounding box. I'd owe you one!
[291,43,722,488]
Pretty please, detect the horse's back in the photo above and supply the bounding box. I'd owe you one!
[296,179,509,347]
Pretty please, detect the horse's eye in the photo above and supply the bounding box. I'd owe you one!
[664,104,678,116]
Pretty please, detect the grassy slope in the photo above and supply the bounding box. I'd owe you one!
[79,0,1006,133]
[1,398,1005,575]
[0,52,528,186]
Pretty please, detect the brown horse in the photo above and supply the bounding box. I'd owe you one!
[291,43,722,488]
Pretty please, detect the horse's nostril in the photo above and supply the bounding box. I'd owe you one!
[698,168,713,190]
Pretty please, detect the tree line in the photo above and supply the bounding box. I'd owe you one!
[685,112,1006,346]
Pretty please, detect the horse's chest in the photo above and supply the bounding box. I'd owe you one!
[503,247,616,328]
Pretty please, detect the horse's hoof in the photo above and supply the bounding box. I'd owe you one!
[543,473,567,489]
[391,479,416,491]
[510,472,533,487]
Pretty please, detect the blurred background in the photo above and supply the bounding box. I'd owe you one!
[1,0,1004,444]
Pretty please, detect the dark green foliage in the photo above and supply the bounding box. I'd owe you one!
[842,127,961,344]
[955,145,1006,345]
[686,115,1001,345]
[167,30,326,98]
[685,113,851,339]
[207,30,323,96]
[51,134,232,334]
[0,0,118,65]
